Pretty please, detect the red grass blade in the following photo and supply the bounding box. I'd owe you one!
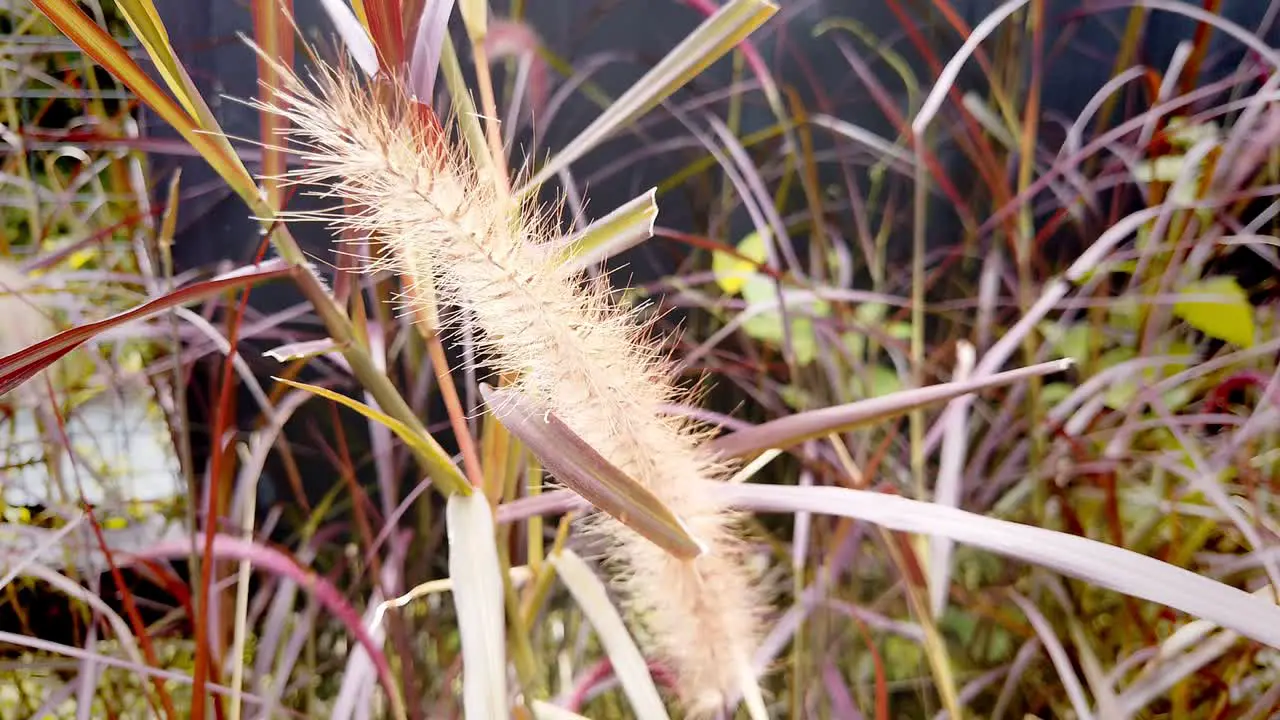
[0,260,295,398]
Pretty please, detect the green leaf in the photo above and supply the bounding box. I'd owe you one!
[738,275,830,365]
[1174,276,1256,348]
[1040,382,1074,407]
[1038,322,1093,362]
[712,231,767,295]
[850,365,902,399]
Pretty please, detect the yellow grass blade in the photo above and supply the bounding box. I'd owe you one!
[272,377,470,495]
[114,0,205,123]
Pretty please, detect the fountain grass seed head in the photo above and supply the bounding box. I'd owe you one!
[249,52,767,714]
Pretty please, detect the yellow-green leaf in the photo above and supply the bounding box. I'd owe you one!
[1174,276,1255,348]
[115,0,206,124]
[272,377,470,495]
[562,189,659,272]
[738,275,829,365]
[712,230,767,295]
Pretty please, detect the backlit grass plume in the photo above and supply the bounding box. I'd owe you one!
[250,56,765,714]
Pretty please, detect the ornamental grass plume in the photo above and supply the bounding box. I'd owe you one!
[250,55,766,713]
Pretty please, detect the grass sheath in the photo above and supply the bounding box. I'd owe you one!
[249,53,765,714]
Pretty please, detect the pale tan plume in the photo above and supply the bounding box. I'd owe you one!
[249,56,765,714]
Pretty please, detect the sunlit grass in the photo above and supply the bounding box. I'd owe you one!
[0,0,1277,718]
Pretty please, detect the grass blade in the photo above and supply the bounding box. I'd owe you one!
[31,0,257,198]
[318,0,380,77]
[530,701,592,720]
[447,492,509,719]
[252,0,294,208]
[720,483,1280,651]
[517,0,778,194]
[550,549,671,720]
[0,260,294,397]
[480,383,705,560]
[114,0,206,122]
[709,359,1072,458]
[408,0,456,99]
[272,377,469,493]
[928,341,975,617]
[561,188,660,272]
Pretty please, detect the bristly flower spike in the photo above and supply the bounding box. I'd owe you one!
[247,51,767,715]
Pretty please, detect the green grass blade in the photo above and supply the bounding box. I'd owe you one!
[561,188,659,271]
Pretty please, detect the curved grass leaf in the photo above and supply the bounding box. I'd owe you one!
[550,549,670,720]
[562,188,660,272]
[709,358,1072,458]
[272,377,469,494]
[479,383,705,560]
[721,483,1280,651]
[0,260,295,398]
[518,0,778,195]
[319,0,380,77]
[447,492,509,720]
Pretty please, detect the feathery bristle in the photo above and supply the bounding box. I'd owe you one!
[249,56,765,713]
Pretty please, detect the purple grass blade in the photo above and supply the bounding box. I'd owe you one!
[408,0,455,100]
[709,358,1071,458]
[720,483,1280,651]
[480,383,705,559]
[0,259,294,397]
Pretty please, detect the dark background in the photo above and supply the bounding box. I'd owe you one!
[149,0,1279,280]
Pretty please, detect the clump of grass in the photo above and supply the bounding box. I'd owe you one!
[250,52,766,714]
[8,1,1280,718]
